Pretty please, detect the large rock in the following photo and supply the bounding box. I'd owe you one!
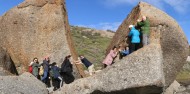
[107,1,189,88]
[187,56,190,62]
[0,47,18,75]
[0,72,48,94]
[0,67,13,76]
[189,45,190,56]
[164,80,181,94]
[54,2,189,94]
[0,0,85,77]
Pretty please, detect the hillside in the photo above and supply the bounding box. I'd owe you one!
[70,26,114,69]
[176,46,190,84]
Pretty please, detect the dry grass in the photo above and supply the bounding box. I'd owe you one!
[71,26,114,70]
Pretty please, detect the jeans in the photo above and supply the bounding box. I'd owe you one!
[143,34,149,46]
[41,71,48,82]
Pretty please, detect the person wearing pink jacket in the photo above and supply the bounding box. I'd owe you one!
[102,46,118,68]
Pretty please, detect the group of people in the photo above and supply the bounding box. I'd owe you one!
[129,15,150,52]
[28,15,150,90]
[29,55,95,91]
[103,16,150,68]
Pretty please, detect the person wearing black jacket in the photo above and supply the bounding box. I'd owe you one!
[76,55,95,75]
[50,62,63,91]
[60,55,74,84]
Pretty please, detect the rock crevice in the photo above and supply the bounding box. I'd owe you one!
[55,2,189,94]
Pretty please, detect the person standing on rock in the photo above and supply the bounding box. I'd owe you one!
[128,25,140,53]
[136,16,150,46]
[41,56,50,85]
[102,46,118,68]
[31,57,40,79]
[60,55,75,84]
[50,62,63,91]
[76,55,95,75]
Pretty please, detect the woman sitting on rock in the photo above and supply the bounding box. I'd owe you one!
[102,46,118,68]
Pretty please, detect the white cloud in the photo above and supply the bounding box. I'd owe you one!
[164,0,190,14]
[103,0,190,14]
[77,22,121,31]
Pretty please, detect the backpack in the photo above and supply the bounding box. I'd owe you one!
[50,69,55,78]
[29,66,33,73]
[50,67,57,79]
[39,65,44,76]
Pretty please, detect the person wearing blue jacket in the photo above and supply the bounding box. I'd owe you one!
[128,25,140,53]
[41,56,50,86]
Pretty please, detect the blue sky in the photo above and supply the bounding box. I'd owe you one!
[0,0,189,44]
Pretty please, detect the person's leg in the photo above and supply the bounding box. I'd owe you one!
[60,72,65,86]
[58,76,63,89]
[55,78,59,90]
[103,64,107,68]
[47,73,51,87]
[147,34,150,45]
[143,34,148,46]
[92,65,95,74]
[41,71,48,82]
[52,78,56,91]
[130,43,135,53]
[88,64,95,75]
[119,52,123,59]
[137,43,140,50]
[135,43,140,51]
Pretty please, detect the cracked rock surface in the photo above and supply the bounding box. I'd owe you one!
[0,0,80,77]
[54,2,189,94]
[0,72,48,94]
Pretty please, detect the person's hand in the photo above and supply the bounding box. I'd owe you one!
[76,62,82,64]
[74,60,80,63]
[76,63,81,64]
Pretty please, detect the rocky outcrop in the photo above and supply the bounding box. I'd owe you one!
[164,80,181,94]
[187,56,190,62]
[0,0,85,77]
[189,45,190,56]
[0,67,13,76]
[0,72,48,94]
[0,47,18,75]
[164,80,190,94]
[106,1,189,88]
[54,2,189,94]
